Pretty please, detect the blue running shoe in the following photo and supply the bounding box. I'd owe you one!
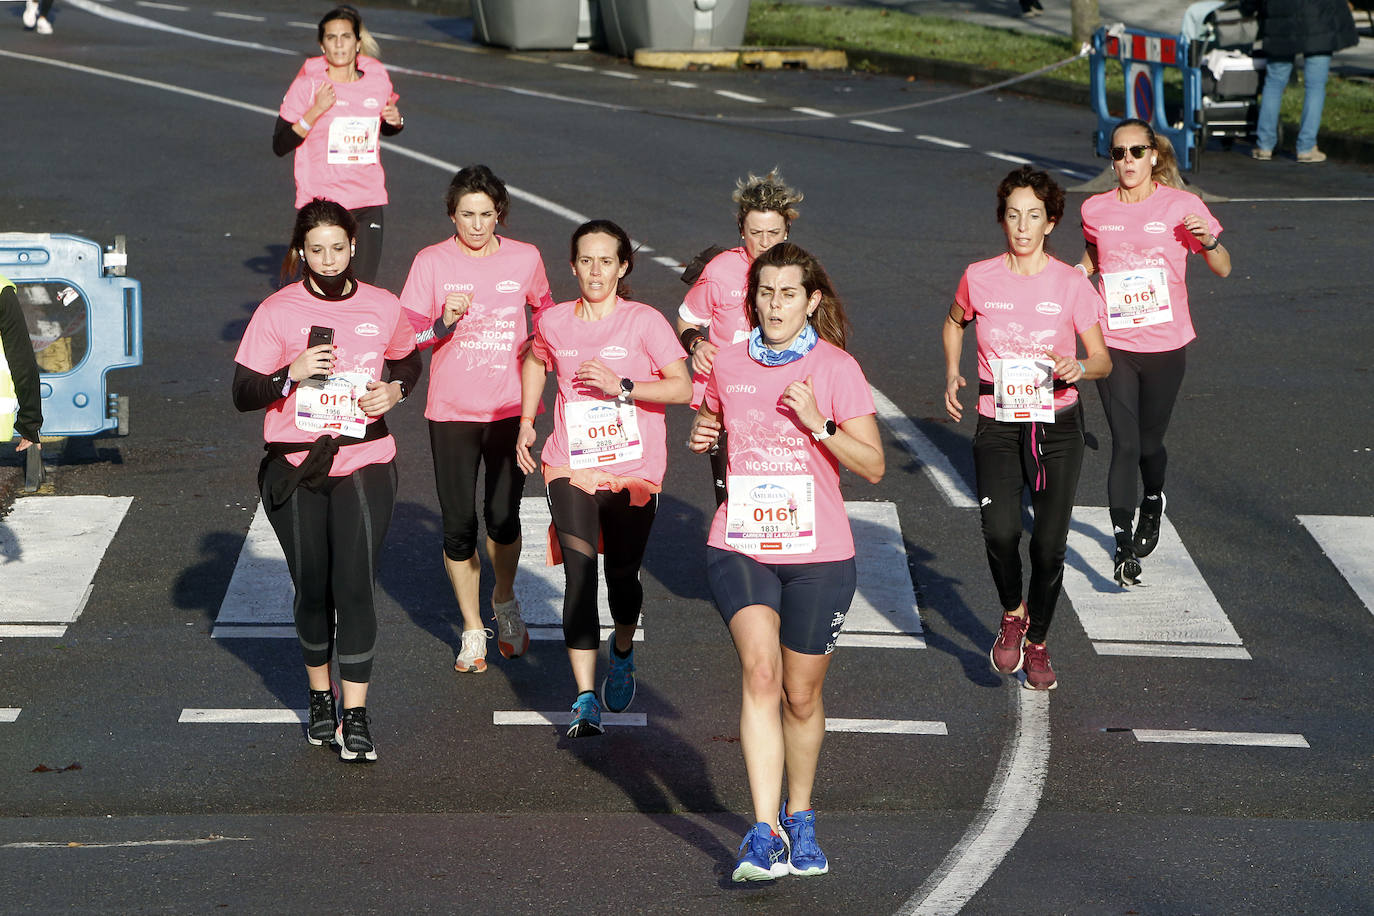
[732,822,789,882]
[780,805,829,876]
[600,637,636,713]
[566,691,604,739]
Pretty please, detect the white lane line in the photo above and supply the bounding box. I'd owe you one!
[529,626,644,642]
[212,626,295,639]
[1062,509,1245,650]
[0,626,67,638]
[179,709,306,724]
[494,711,648,727]
[714,89,765,103]
[4,836,250,849]
[0,709,20,724]
[0,496,134,629]
[826,718,946,735]
[851,119,902,133]
[212,11,263,22]
[216,505,293,627]
[984,151,1032,164]
[1224,197,1374,202]
[1093,642,1251,659]
[555,63,596,73]
[136,1,189,10]
[601,70,639,80]
[1133,730,1309,748]
[667,80,697,89]
[287,21,314,29]
[1058,167,1092,179]
[1298,515,1374,617]
[367,31,406,41]
[837,633,925,649]
[792,106,835,118]
[870,386,977,508]
[917,134,970,149]
[844,501,925,644]
[63,0,296,55]
[900,688,1050,916]
[652,255,682,270]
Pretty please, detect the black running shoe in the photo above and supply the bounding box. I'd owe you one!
[1114,546,1142,587]
[307,687,337,746]
[336,707,377,762]
[1132,493,1166,558]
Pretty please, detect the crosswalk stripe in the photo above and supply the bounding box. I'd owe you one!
[1062,508,1245,653]
[826,718,947,735]
[178,709,305,724]
[1132,729,1309,748]
[1298,515,1374,617]
[494,710,647,727]
[1093,642,1250,660]
[0,709,20,723]
[216,506,293,627]
[529,627,643,642]
[844,501,926,646]
[212,625,295,639]
[0,625,68,638]
[0,496,133,631]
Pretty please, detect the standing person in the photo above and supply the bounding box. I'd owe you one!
[688,243,884,882]
[273,6,404,284]
[233,199,420,762]
[0,275,43,450]
[515,220,691,738]
[1247,0,1358,163]
[944,166,1111,692]
[21,0,55,34]
[676,168,803,506]
[400,165,553,674]
[1080,119,1232,586]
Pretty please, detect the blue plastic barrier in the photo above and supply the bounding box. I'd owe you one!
[1090,23,1202,170]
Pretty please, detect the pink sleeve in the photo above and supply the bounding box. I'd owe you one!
[528,257,554,331]
[235,309,287,375]
[702,363,722,413]
[1070,271,1105,334]
[681,275,716,325]
[642,308,688,373]
[1080,203,1098,246]
[278,67,315,122]
[954,270,973,319]
[827,354,876,424]
[385,306,416,360]
[531,327,553,371]
[398,254,438,344]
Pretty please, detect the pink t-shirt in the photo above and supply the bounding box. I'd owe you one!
[1080,183,1222,353]
[399,236,554,423]
[279,55,393,210]
[956,256,1104,419]
[235,281,415,476]
[531,299,685,487]
[681,247,752,408]
[703,339,876,563]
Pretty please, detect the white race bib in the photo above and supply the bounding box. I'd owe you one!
[327,116,380,165]
[564,399,643,469]
[990,358,1054,423]
[1102,267,1173,330]
[725,475,817,555]
[295,372,370,439]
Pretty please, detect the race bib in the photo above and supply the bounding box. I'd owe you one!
[327,116,380,165]
[295,372,370,439]
[564,399,643,469]
[990,358,1054,423]
[1102,267,1173,330]
[725,475,817,555]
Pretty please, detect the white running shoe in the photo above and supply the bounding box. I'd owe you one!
[454,627,492,673]
[23,1,38,28]
[36,16,52,35]
[492,598,529,659]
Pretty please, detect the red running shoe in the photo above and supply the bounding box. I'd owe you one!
[1022,642,1058,690]
[990,610,1028,674]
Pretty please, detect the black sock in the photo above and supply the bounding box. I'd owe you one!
[1110,507,1134,547]
[612,641,632,659]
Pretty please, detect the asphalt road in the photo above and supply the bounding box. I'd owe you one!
[0,2,1371,914]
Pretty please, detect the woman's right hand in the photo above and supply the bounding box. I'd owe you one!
[688,413,722,454]
[289,343,336,382]
[690,339,720,376]
[442,291,472,327]
[310,81,337,120]
[515,422,538,474]
[944,374,966,423]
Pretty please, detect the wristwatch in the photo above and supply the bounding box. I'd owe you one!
[812,419,837,441]
[618,378,635,401]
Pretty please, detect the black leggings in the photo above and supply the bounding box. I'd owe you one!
[349,205,385,285]
[260,459,397,683]
[546,478,657,651]
[1096,345,1186,532]
[973,407,1085,644]
[429,416,525,561]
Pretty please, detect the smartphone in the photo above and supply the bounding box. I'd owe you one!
[307,325,334,382]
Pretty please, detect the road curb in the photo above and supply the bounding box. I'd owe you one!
[633,46,847,70]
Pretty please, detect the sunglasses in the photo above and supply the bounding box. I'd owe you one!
[1110,144,1152,161]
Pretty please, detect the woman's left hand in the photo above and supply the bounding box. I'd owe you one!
[1046,350,1085,384]
[575,358,620,397]
[382,100,403,128]
[358,379,402,417]
[781,376,825,433]
[1181,213,1216,249]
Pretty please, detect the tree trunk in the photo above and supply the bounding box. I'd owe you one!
[1071,0,1100,46]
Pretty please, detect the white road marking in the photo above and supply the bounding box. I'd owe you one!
[826,718,946,735]
[917,134,971,149]
[1224,197,1374,203]
[179,709,306,724]
[870,386,977,508]
[212,11,263,22]
[714,90,765,103]
[851,119,902,133]
[62,0,296,55]
[600,70,639,80]
[0,626,68,638]
[494,710,647,727]
[212,626,295,639]
[984,151,1032,164]
[667,80,697,89]
[555,63,596,73]
[136,1,189,10]
[214,505,293,633]
[844,501,925,645]
[0,709,20,724]
[516,502,614,630]
[1062,509,1245,651]
[529,626,644,642]
[0,496,133,631]
[900,688,1050,916]
[837,633,925,649]
[3,836,250,849]
[1298,515,1374,617]
[791,106,835,118]
[1093,642,1250,659]
[652,255,682,269]
[1133,730,1309,748]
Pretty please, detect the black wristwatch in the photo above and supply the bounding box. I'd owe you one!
[812,418,837,442]
[618,378,635,401]
[396,379,410,402]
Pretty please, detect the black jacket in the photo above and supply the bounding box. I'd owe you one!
[1246,0,1358,59]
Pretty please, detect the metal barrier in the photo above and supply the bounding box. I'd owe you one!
[1090,23,1200,170]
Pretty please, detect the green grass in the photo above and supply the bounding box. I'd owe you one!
[745,2,1374,144]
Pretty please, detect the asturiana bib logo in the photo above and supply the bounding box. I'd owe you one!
[599,346,628,361]
[355,323,381,337]
[749,482,791,505]
[1035,301,1062,316]
[496,280,521,294]
[1144,221,1168,234]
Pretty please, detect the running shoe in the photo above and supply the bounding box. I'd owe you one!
[454,627,492,673]
[780,805,829,876]
[1113,546,1142,587]
[1132,493,1166,558]
[566,691,604,738]
[989,610,1028,674]
[22,0,37,28]
[35,15,52,34]
[1022,642,1058,690]
[306,686,337,746]
[492,598,529,659]
[600,637,636,713]
[732,823,789,882]
[335,707,378,761]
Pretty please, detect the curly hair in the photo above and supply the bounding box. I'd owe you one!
[733,168,803,234]
[995,165,1066,225]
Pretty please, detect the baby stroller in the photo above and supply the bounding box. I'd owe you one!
[1184,0,1263,168]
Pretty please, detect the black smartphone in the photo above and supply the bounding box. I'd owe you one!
[307,326,334,381]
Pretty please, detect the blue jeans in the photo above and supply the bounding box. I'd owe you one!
[1256,54,1331,154]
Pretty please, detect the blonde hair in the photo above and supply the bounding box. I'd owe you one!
[733,168,803,233]
[1151,135,1184,189]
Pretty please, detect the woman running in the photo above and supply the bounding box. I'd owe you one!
[515,220,692,738]
[676,169,803,506]
[273,6,404,284]
[233,199,420,762]
[688,243,884,882]
[400,165,553,674]
[1079,118,1231,586]
[944,166,1111,691]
